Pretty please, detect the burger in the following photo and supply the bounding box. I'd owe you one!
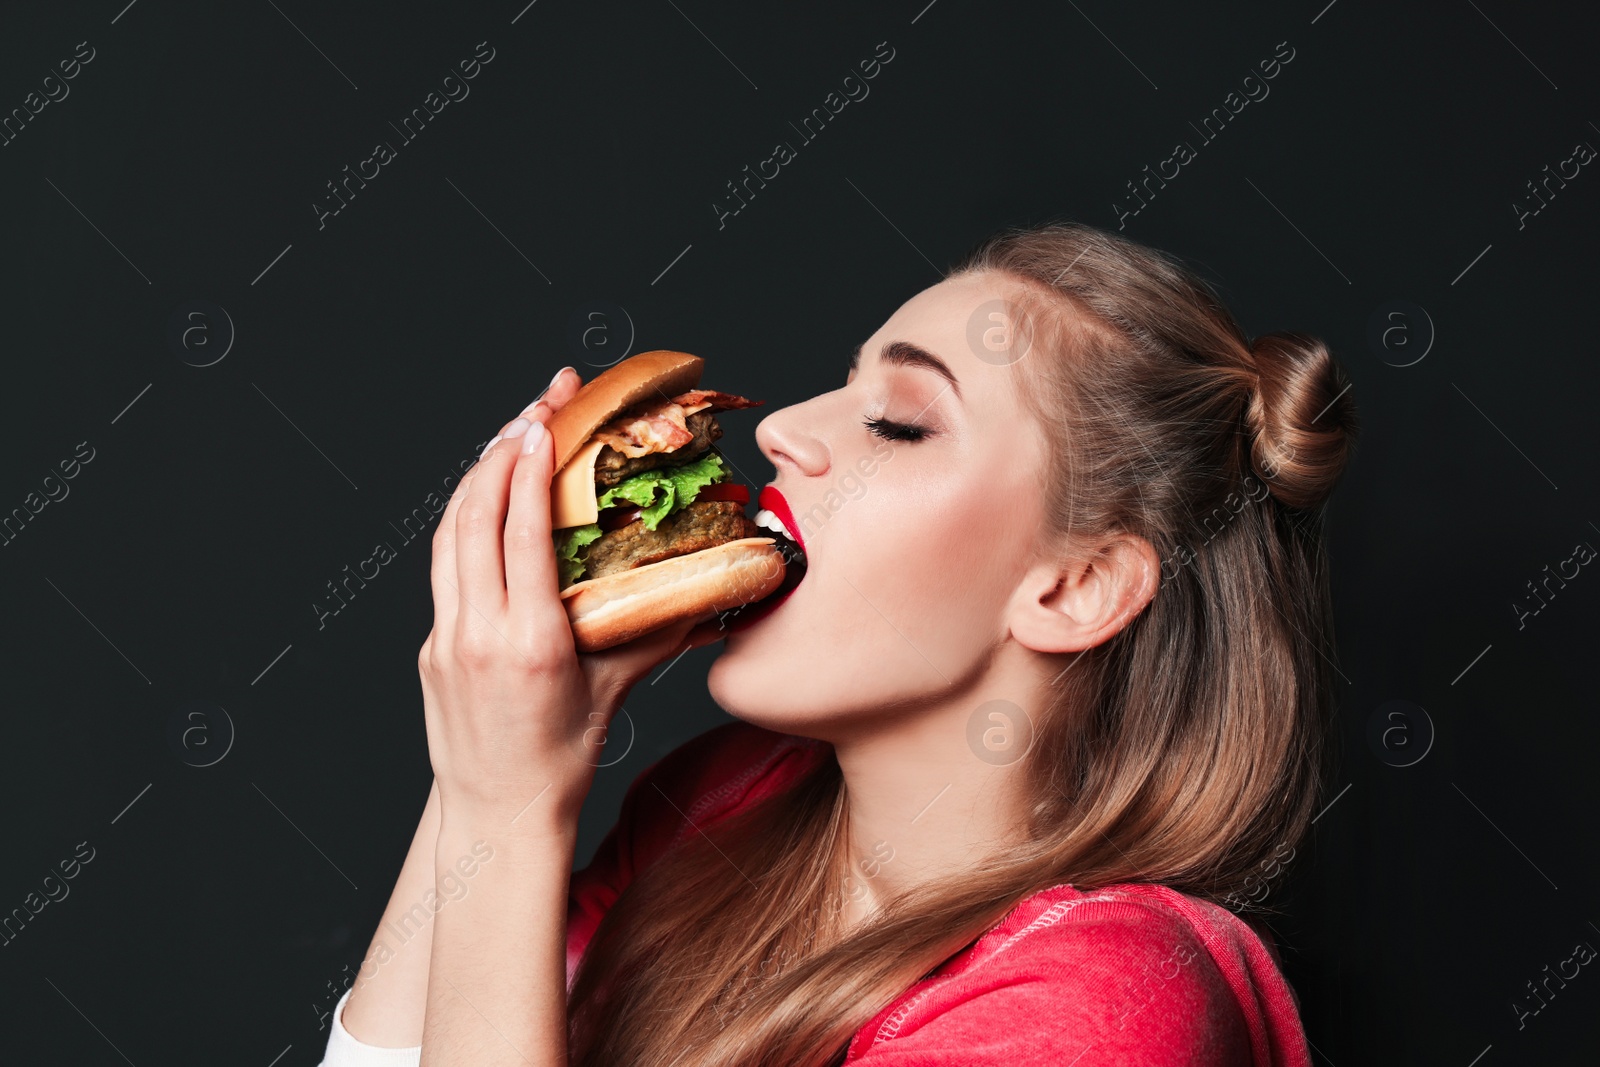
[547,350,796,652]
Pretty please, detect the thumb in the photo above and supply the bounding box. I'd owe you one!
[680,616,727,653]
[588,614,709,694]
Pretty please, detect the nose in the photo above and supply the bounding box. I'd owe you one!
[755,397,830,478]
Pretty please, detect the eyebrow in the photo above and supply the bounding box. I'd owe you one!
[848,340,963,402]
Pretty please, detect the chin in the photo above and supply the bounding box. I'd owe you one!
[705,645,824,738]
[705,645,774,723]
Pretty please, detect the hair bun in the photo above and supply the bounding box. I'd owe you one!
[1244,332,1358,509]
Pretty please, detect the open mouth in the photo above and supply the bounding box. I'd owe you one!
[723,486,808,633]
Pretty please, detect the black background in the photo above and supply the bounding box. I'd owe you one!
[1,1,1596,1063]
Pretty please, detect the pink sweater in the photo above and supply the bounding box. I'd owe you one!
[566,721,1314,1065]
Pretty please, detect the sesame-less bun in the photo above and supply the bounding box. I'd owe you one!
[560,537,786,652]
[547,350,707,473]
[547,352,785,653]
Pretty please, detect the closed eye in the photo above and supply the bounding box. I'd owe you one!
[863,416,929,442]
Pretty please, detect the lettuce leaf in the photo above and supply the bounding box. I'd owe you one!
[553,452,732,586]
[555,523,603,586]
[594,452,730,531]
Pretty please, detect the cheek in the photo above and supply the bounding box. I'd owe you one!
[705,466,1035,723]
[837,483,1020,648]
[859,467,1008,570]
[864,505,1011,620]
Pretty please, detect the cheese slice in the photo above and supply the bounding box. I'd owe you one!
[550,437,608,529]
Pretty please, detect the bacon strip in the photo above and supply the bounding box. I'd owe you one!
[670,389,766,416]
[590,390,764,459]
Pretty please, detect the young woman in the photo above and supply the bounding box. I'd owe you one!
[318,221,1356,1066]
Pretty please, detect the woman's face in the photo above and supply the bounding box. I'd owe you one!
[708,271,1054,737]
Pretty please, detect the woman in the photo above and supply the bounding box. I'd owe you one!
[318,220,1357,1065]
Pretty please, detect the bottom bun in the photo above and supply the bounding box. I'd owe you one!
[558,537,787,653]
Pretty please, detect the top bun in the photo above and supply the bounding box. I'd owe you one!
[547,350,705,473]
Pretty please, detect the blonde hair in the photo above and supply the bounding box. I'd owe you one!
[566,219,1359,1065]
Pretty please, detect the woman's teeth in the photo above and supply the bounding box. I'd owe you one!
[753,507,808,567]
[753,508,798,543]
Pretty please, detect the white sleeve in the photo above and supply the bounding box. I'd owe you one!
[316,987,422,1067]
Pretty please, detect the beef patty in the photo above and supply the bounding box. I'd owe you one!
[594,411,721,487]
[580,499,758,581]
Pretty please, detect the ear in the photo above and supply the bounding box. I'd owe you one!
[1007,534,1160,654]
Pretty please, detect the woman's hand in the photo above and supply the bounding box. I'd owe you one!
[418,366,705,828]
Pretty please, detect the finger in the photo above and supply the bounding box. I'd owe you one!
[517,380,580,432]
[503,418,571,641]
[584,616,707,701]
[433,368,581,639]
[680,616,727,653]
[522,366,582,417]
[429,455,487,636]
[497,365,583,638]
[454,424,526,632]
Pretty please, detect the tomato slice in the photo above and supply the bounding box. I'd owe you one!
[598,505,642,531]
[693,482,750,505]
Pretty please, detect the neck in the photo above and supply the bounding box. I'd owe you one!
[825,674,1044,927]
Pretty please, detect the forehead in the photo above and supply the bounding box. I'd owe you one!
[862,271,1040,409]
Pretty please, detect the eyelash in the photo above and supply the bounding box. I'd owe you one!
[863,416,930,442]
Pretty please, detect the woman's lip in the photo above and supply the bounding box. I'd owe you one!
[757,485,807,555]
[726,485,806,637]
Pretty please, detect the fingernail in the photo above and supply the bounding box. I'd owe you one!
[524,367,573,414]
[478,434,502,461]
[502,416,532,439]
[520,416,546,454]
